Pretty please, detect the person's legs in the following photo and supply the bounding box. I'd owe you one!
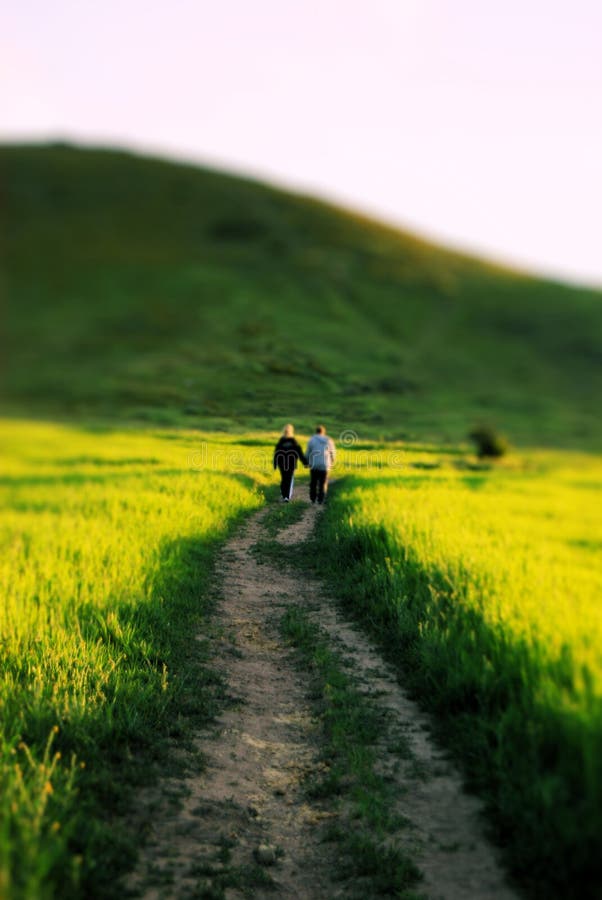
[309,468,319,503]
[317,469,328,503]
[281,468,293,500]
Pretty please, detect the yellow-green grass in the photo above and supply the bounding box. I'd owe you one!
[5,419,602,897]
[319,445,602,898]
[0,420,278,899]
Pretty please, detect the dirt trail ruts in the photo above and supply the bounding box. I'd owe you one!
[126,502,519,899]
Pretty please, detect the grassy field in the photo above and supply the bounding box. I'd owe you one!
[2,143,602,448]
[0,419,272,898]
[4,419,600,898]
[2,143,601,898]
[316,443,602,898]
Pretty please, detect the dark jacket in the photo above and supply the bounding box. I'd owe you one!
[273,437,308,473]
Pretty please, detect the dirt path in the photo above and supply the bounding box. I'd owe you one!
[126,502,519,899]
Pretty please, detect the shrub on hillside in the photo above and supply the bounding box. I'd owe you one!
[468,425,509,458]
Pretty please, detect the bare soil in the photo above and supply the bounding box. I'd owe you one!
[126,501,519,899]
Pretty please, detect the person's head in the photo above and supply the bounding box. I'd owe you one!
[283,424,294,437]
[315,425,326,434]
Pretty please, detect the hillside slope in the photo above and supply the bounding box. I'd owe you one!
[2,143,601,446]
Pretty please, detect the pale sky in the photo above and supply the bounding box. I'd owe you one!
[4,0,602,286]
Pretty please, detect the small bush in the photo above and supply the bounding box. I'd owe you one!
[468,425,509,458]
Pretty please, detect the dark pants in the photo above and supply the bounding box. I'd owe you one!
[309,468,328,503]
[279,467,295,499]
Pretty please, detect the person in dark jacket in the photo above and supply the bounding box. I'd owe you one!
[273,424,307,501]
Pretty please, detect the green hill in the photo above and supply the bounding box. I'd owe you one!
[2,143,601,447]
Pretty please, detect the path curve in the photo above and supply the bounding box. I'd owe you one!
[126,502,519,899]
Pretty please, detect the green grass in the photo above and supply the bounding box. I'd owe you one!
[2,142,602,448]
[312,444,602,899]
[3,422,601,897]
[0,419,274,899]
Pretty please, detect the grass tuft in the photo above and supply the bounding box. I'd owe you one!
[280,605,422,898]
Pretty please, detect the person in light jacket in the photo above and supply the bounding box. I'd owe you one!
[306,425,336,505]
[273,424,307,501]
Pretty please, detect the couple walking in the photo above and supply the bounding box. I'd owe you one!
[273,424,336,505]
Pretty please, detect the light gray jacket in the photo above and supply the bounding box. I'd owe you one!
[306,434,336,470]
